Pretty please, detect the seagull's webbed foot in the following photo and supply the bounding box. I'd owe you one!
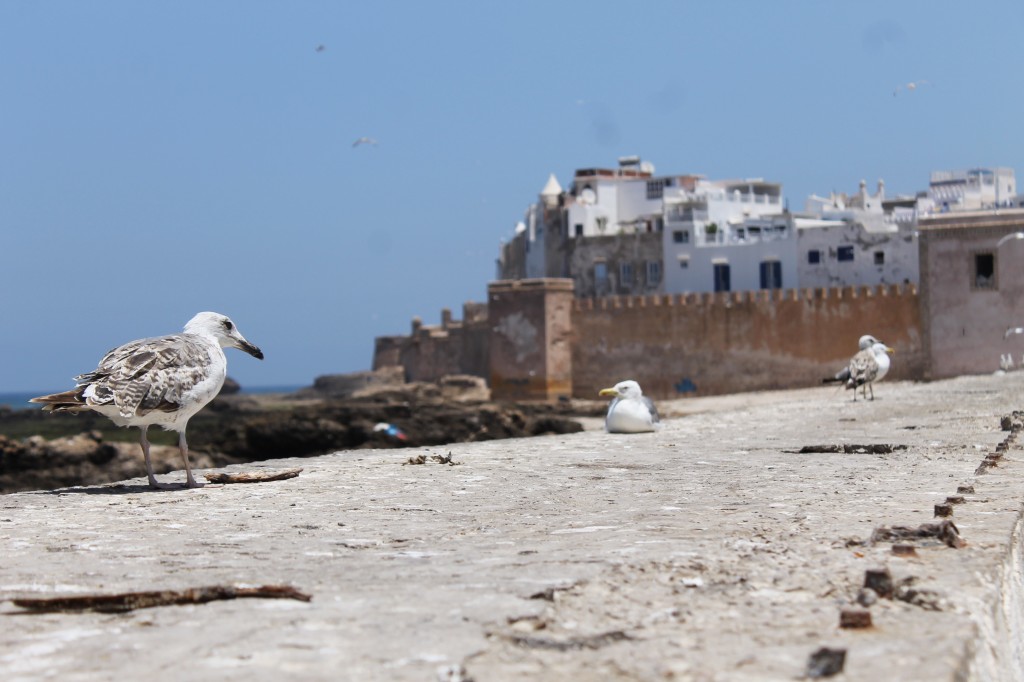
[147,478,181,491]
[184,476,206,489]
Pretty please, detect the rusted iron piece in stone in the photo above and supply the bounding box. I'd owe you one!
[892,544,917,557]
[204,468,303,484]
[934,503,953,518]
[806,646,846,678]
[945,495,965,505]
[839,608,872,629]
[863,568,894,599]
[957,484,975,495]
[870,519,965,549]
[796,443,906,455]
[12,584,312,613]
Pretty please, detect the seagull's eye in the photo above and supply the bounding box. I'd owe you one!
[223,320,234,332]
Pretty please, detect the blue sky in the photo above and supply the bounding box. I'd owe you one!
[2,1,1023,392]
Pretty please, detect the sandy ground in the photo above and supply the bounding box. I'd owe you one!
[2,373,1024,681]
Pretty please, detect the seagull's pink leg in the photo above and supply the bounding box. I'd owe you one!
[178,429,204,489]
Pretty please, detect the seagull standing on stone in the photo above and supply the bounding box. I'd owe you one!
[845,341,895,401]
[824,334,883,385]
[599,380,660,433]
[31,313,264,489]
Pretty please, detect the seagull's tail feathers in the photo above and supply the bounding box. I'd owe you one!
[823,367,852,384]
[29,389,90,413]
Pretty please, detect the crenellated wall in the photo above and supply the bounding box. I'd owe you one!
[571,284,922,399]
[374,280,924,400]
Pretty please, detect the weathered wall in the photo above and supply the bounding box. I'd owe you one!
[372,303,490,383]
[488,279,574,401]
[919,211,1024,379]
[572,285,923,400]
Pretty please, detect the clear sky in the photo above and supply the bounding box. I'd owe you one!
[2,1,1023,392]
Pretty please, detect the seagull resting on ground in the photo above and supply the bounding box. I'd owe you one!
[31,313,263,489]
[846,341,895,401]
[599,380,660,433]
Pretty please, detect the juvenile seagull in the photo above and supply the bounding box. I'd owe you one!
[31,313,263,489]
[845,341,895,401]
[598,380,660,433]
[823,334,883,384]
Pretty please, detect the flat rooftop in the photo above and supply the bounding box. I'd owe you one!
[3,374,1024,680]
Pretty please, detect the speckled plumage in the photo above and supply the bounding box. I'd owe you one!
[845,342,894,401]
[32,312,263,489]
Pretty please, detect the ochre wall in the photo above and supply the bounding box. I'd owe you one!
[571,285,923,400]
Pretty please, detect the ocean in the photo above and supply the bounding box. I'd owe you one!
[0,385,305,410]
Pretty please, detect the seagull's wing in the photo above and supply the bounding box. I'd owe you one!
[846,349,879,387]
[643,396,660,423]
[76,335,214,418]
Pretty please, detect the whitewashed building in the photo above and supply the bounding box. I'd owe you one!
[498,160,1014,297]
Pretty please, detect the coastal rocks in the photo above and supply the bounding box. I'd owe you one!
[194,399,583,462]
[0,431,215,494]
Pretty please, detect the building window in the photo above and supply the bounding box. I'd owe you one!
[646,261,661,285]
[807,249,821,264]
[874,251,885,265]
[594,262,608,293]
[574,224,583,237]
[713,263,731,292]
[678,258,689,269]
[672,230,689,244]
[646,179,666,200]
[620,262,635,286]
[973,252,996,289]
[759,260,782,290]
[837,245,855,262]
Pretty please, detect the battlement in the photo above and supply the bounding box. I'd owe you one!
[572,283,918,312]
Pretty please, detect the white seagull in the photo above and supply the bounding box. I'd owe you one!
[1006,327,1024,339]
[352,137,378,148]
[845,341,895,401]
[893,80,929,96]
[598,380,660,433]
[31,313,264,489]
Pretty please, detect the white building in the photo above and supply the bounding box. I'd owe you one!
[499,161,1015,297]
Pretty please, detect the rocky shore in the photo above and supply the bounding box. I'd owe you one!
[0,372,592,494]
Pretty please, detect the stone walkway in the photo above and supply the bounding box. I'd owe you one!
[2,373,1024,681]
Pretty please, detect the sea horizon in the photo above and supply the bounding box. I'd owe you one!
[0,384,307,410]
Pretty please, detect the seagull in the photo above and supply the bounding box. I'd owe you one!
[352,137,378,148]
[823,334,882,384]
[30,313,263,489]
[1006,327,1024,339]
[598,380,660,433]
[845,342,895,401]
[315,44,326,53]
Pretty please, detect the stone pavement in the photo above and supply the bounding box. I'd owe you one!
[2,373,1024,681]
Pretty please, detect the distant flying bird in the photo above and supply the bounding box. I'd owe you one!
[352,137,378,148]
[315,44,326,53]
[845,342,895,401]
[31,313,264,489]
[893,80,929,96]
[599,380,660,433]
[1006,327,1024,339]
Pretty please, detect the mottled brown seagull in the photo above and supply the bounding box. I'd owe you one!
[845,341,894,401]
[31,312,263,489]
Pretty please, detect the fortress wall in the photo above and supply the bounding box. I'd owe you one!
[571,284,923,399]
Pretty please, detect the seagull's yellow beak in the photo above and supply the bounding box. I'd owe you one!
[599,387,618,398]
[886,346,896,355]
